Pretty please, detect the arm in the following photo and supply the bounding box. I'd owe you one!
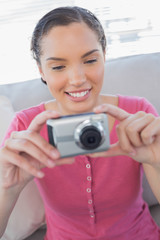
[0,110,74,237]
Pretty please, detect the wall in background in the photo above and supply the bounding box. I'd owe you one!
[0,0,160,83]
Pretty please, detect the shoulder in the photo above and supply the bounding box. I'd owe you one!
[0,103,45,147]
[100,94,158,120]
[15,103,45,130]
[117,95,158,116]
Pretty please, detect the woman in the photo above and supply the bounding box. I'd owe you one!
[0,6,160,239]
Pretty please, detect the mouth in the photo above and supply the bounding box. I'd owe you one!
[66,89,89,98]
[65,89,91,101]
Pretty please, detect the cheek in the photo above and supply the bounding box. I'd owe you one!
[47,75,66,93]
[91,65,104,87]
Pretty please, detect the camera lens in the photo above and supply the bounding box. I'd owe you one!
[80,126,102,150]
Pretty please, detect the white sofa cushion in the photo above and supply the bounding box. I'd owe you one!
[1,180,46,240]
[0,95,14,144]
[0,79,52,112]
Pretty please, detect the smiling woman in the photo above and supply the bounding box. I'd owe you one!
[1,6,160,240]
[38,27,105,113]
[30,7,106,115]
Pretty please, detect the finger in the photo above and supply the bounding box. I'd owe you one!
[5,138,56,169]
[94,104,135,153]
[10,131,60,160]
[125,113,155,146]
[93,104,135,154]
[116,112,145,150]
[141,117,160,145]
[1,147,45,178]
[115,114,140,153]
[94,104,130,121]
[28,110,61,132]
[53,157,75,166]
[116,111,154,152]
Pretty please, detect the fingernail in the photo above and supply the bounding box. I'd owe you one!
[37,171,45,178]
[94,104,106,112]
[129,151,136,156]
[47,159,56,167]
[51,150,60,159]
[94,105,102,111]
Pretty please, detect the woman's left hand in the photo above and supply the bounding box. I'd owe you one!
[90,104,160,168]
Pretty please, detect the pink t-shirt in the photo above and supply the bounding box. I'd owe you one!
[1,95,160,240]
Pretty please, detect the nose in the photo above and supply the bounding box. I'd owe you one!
[69,65,86,87]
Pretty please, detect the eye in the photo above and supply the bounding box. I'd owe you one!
[84,59,97,64]
[52,65,66,71]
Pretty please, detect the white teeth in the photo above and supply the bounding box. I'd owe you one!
[68,90,89,98]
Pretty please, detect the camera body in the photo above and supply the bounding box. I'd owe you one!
[47,112,110,158]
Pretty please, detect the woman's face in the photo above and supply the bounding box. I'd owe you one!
[38,22,105,115]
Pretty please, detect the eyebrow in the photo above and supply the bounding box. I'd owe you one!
[81,49,99,58]
[46,49,99,62]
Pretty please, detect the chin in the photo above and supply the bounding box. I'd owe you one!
[69,104,94,115]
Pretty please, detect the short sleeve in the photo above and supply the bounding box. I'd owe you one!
[118,95,159,117]
[0,104,45,148]
[139,97,159,117]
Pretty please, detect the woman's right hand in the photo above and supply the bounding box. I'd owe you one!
[0,110,75,191]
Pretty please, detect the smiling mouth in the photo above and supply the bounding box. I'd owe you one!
[66,89,90,98]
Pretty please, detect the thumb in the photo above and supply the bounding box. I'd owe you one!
[104,142,127,157]
[28,110,60,132]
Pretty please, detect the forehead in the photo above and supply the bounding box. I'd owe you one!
[40,22,101,57]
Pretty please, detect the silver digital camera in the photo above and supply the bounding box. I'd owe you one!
[47,112,110,158]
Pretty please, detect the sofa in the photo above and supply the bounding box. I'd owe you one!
[0,52,160,240]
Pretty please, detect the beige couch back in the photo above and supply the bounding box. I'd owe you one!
[0,52,160,114]
[102,52,160,114]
